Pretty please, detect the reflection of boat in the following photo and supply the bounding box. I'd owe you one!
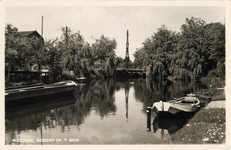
[5,80,77,101]
[152,115,194,140]
[148,94,201,118]
[147,105,195,140]
[5,91,77,145]
[5,90,77,119]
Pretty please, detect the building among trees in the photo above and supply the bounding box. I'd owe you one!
[5,24,45,81]
[17,31,43,40]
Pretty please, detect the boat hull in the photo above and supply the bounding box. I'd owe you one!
[152,97,200,118]
[5,88,78,107]
[5,81,77,101]
[154,107,198,118]
[148,94,211,118]
[6,85,76,101]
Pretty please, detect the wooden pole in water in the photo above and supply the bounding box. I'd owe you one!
[40,123,43,145]
[147,107,151,132]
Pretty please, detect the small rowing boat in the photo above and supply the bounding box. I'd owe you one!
[147,94,201,118]
[5,80,77,101]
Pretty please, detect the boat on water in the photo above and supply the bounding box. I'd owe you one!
[76,76,87,83]
[146,103,196,140]
[147,94,202,118]
[5,80,77,101]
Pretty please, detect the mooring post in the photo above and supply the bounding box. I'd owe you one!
[147,107,151,132]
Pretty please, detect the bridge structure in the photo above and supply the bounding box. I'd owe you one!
[116,68,146,77]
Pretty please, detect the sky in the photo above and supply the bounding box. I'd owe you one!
[4,2,226,61]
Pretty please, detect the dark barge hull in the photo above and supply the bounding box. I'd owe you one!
[5,83,77,101]
[5,88,77,107]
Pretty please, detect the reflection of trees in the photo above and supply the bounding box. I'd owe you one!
[53,79,117,128]
[134,79,204,112]
[5,79,117,144]
[5,112,47,144]
[49,79,117,126]
[76,79,117,118]
[5,79,206,144]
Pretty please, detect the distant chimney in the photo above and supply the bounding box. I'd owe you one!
[41,16,43,36]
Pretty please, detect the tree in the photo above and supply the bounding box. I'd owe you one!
[27,35,45,73]
[134,17,225,80]
[105,57,115,76]
[138,25,177,79]
[178,17,207,79]
[91,35,117,61]
[5,24,19,80]
[133,48,146,69]
[206,22,225,68]
[59,27,85,73]
[91,35,117,74]
[179,17,225,79]
[5,24,45,80]
[115,56,125,68]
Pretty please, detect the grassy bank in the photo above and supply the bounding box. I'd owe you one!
[170,108,225,144]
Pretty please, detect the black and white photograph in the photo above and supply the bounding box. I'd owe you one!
[1,0,230,149]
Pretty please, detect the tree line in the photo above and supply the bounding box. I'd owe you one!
[133,17,225,80]
[5,17,225,82]
[5,25,128,82]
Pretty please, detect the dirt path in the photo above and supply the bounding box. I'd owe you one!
[205,100,226,109]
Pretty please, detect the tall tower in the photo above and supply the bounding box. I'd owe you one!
[125,30,130,70]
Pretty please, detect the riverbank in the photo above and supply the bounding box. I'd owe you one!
[170,100,226,144]
[200,77,225,101]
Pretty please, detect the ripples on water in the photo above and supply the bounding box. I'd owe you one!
[5,78,207,145]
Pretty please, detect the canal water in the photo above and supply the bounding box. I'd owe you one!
[5,78,207,145]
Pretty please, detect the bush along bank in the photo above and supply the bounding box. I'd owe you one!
[200,77,225,101]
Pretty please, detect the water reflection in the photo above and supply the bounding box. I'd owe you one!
[125,82,129,122]
[134,78,206,112]
[6,91,77,120]
[73,79,117,119]
[146,111,196,140]
[5,79,118,144]
[5,79,207,145]
[153,116,193,140]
